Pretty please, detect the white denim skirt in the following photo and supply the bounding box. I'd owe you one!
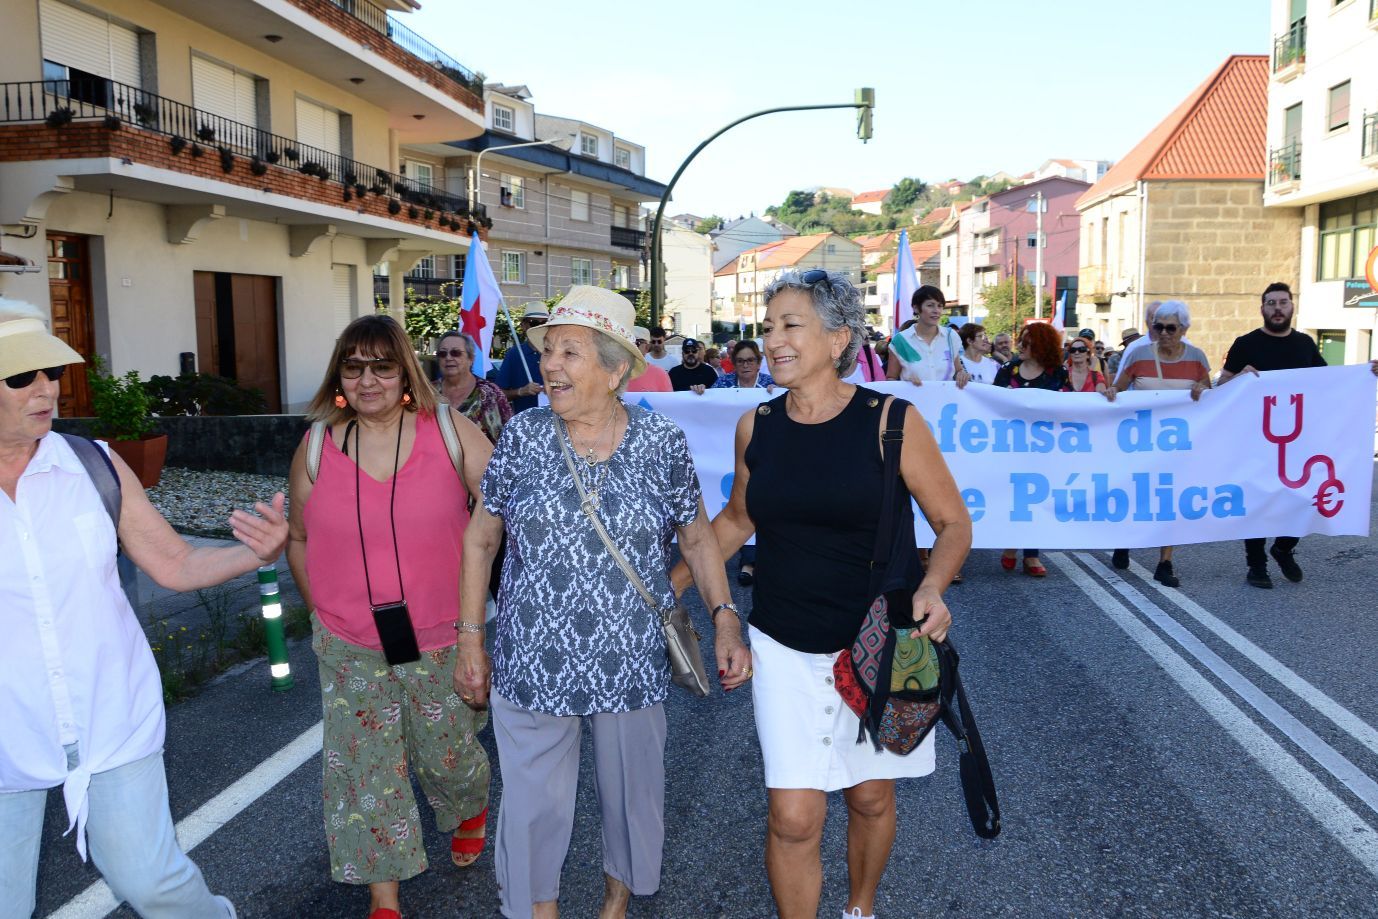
[749,625,935,791]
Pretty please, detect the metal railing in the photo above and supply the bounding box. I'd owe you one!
[1364,112,1378,159]
[610,226,648,250]
[0,78,482,217]
[1268,141,1302,187]
[1273,19,1306,73]
[326,0,482,94]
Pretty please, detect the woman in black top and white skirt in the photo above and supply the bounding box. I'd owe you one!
[672,269,971,919]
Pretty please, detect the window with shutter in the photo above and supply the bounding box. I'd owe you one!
[331,264,356,332]
[192,56,258,128]
[40,0,141,92]
[296,97,342,155]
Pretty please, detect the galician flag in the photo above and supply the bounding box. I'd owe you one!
[459,232,502,375]
[892,228,918,333]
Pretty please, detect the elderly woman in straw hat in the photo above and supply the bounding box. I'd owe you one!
[0,297,287,918]
[452,285,747,918]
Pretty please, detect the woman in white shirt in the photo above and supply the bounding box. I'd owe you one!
[956,322,1000,385]
[0,298,288,919]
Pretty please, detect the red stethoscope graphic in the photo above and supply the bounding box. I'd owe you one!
[1262,394,1344,518]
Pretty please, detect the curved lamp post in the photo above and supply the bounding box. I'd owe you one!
[649,88,874,329]
[468,135,573,209]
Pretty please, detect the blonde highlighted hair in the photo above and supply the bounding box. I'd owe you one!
[306,314,438,424]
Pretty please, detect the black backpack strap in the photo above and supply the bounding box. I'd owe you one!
[61,433,121,529]
[937,640,1002,838]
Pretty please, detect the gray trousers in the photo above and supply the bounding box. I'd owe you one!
[491,691,667,919]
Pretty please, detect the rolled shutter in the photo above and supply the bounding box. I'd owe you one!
[192,56,258,127]
[296,97,340,155]
[331,264,355,332]
[40,0,141,86]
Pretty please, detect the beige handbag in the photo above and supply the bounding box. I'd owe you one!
[554,417,711,696]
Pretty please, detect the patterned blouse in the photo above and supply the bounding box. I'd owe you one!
[712,370,776,389]
[451,377,512,445]
[481,403,702,716]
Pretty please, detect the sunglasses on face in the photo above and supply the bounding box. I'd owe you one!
[5,366,66,389]
[436,348,467,359]
[523,318,547,327]
[1152,323,1180,334]
[1068,347,1089,354]
[339,358,401,380]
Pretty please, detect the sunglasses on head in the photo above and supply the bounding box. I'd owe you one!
[339,357,401,380]
[800,268,829,285]
[435,348,467,358]
[1152,323,1179,334]
[5,366,66,389]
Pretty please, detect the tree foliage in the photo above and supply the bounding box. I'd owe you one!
[883,177,926,217]
[694,215,724,234]
[978,278,1051,336]
[766,190,898,236]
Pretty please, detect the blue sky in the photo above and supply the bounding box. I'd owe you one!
[409,0,1267,219]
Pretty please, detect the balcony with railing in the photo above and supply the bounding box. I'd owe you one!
[315,0,483,108]
[1272,19,1306,79]
[610,226,648,250]
[1268,141,1302,191]
[1363,112,1378,166]
[0,77,485,228]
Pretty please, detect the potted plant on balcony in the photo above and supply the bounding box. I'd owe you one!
[87,355,168,487]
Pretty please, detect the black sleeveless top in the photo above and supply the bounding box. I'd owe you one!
[745,386,921,653]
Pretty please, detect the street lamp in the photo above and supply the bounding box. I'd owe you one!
[469,135,574,210]
[649,88,875,328]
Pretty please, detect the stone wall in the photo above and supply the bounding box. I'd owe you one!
[1143,180,1304,365]
[54,415,308,476]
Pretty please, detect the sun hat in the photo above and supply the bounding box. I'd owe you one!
[521,305,550,321]
[632,326,651,342]
[1119,328,1141,346]
[0,298,83,378]
[527,286,645,376]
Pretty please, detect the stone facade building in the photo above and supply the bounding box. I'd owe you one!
[1077,54,1304,364]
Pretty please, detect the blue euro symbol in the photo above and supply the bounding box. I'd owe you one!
[720,473,734,500]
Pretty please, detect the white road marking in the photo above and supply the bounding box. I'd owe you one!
[1117,554,1378,759]
[1070,552,1378,814]
[48,722,323,919]
[1045,552,1378,879]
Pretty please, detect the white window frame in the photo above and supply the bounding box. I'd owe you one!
[501,250,525,284]
[571,257,593,285]
[500,173,525,209]
[412,255,436,279]
[570,188,590,222]
[493,103,515,133]
[407,160,435,191]
[612,264,631,288]
[580,134,599,157]
[614,146,631,169]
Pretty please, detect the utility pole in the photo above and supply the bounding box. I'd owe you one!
[1033,190,1045,319]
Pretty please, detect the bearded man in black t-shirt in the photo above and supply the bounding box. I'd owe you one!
[668,338,719,393]
[1219,281,1374,589]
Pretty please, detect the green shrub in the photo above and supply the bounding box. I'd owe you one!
[87,355,154,440]
[144,372,268,416]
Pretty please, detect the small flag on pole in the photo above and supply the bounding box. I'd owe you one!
[892,229,918,334]
[459,232,502,376]
[1051,291,1067,330]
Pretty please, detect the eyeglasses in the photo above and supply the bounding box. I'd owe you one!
[339,358,401,380]
[5,366,66,389]
[436,348,467,358]
[735,356,760,365]
[1152,323,1180,334]
[800,268,829,285]
[1263,298,1292,307]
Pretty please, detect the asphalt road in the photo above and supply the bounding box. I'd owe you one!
[30,466,1378,918]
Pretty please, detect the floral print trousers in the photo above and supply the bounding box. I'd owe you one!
[312,618,490,885]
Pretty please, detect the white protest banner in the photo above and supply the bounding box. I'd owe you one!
[628,365,1375,549]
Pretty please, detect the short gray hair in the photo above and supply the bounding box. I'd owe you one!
[1154,300,1191,329]
[763,270,866,375]
[437,330,478,361]
[593,333,635,395]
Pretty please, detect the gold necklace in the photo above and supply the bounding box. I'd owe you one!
[569,406,618,464]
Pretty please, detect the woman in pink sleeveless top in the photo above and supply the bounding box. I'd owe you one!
[286,316,495,919]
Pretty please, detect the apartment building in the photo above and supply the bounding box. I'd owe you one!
[936,175,1089,321]
[1078,54,1303,361]
[712,232,862,330]
[867,239,940,333]
[1263,0,1378,365]
[420,85,666,314]
[660,223,713,338]
[0,0,487,413]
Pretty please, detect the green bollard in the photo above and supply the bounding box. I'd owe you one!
[258,564,294,692]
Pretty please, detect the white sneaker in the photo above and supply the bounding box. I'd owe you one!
[842,909,875,919]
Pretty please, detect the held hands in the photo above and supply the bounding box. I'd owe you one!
[911,585,952,644]
[452,636,491,709]
[229,493,288,564]
[1099,385,1117,402]
[713,611,752,692]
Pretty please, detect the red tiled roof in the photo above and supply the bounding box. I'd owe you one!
[1079,54,1268,208]
[874,239,941,274]
[918,206,952,226]
[1052,158,1079,168]
[851,189,890,204]
[855,231,897,251]
[716,233,849,273]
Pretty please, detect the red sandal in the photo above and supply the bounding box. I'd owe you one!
[1000,553,1017,571]
[1023,558,1047,577]
[451,806,488,867]
[368,910,401,919]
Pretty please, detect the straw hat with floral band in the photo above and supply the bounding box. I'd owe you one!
[527,285,646,377]
[0,299,83,390]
